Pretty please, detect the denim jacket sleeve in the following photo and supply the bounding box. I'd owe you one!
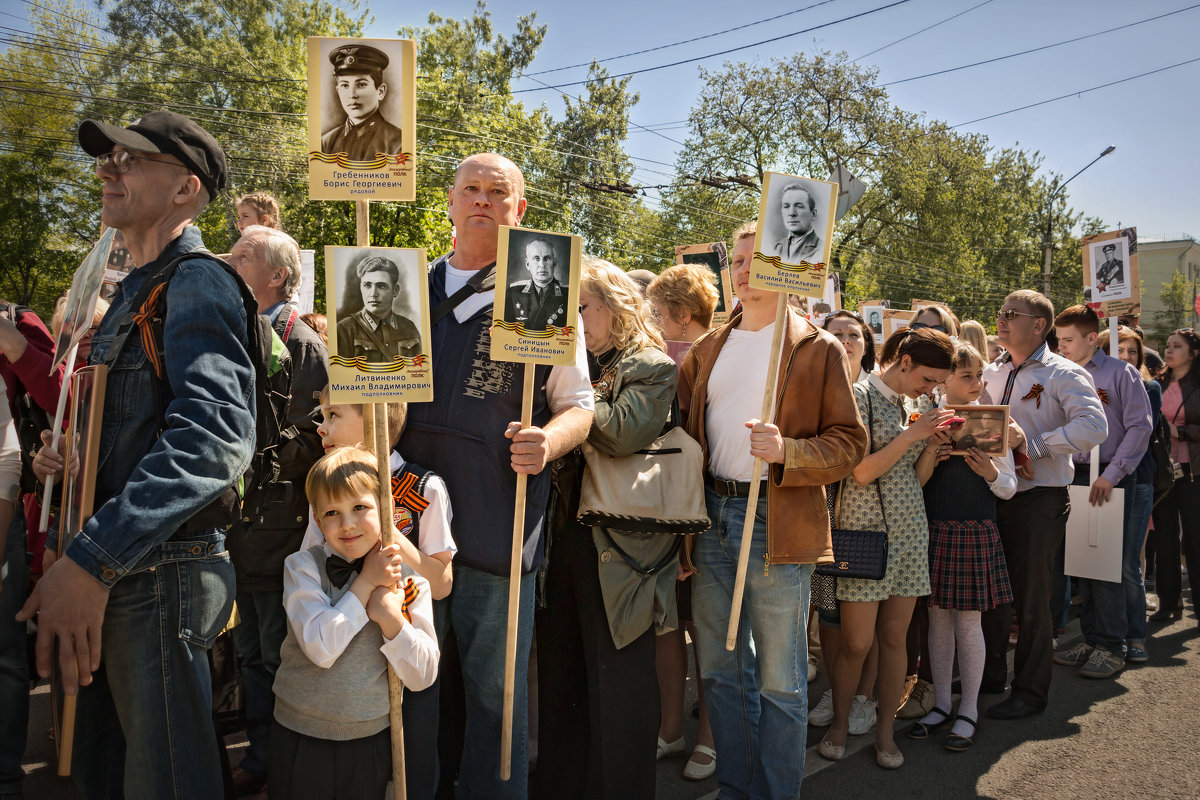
[67,258,256,587]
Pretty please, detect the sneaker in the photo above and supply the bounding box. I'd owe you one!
[809,689,834,726]
[1126,643,1149,664]
[1053,641,1094,667]
[897,679,934,719]
[848,694,878,735]
[1078,647,1125,678]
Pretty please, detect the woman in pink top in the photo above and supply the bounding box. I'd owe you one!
[1151,328,1200,625]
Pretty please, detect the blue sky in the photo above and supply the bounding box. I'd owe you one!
[3,0,1196,240]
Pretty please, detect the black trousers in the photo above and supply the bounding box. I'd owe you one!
[981,486,1069,709]
[1151,468,1200,612]
[267,722,391,800]
[532,524,659,800]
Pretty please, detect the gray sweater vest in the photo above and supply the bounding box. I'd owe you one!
[273,546,391,740]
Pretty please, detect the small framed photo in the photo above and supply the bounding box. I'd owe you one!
[307,37,416,201]
[859,299,890,345]
[883,309,914,339]
[749,171,838,296]
[492,226,581,365]
[325,246,432,404]
[675,241,733,328]
[1082,228,1140,318]
[945,404,1010,457]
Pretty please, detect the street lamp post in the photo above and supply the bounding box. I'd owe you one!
[1041,145,1116,296]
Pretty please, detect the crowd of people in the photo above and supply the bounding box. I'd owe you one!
[0,110,1194,800]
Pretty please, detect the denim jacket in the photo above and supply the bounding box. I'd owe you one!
[64,226,255,588]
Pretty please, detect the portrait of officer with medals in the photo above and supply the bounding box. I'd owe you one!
[335,254,421,363]
[320,43,404,160]
[1094,241,1125,295]
[503,235,568,332]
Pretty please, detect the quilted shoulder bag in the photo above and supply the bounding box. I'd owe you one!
[816,390,889,579]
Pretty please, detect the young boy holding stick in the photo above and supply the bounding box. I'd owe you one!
[269,446,437,799]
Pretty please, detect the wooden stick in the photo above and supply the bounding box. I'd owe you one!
[725,292,788,651]
[356,199,407,799]
[500,363,536,780]
[38,343,79,534]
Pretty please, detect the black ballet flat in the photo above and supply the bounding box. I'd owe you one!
[907,707,952,739]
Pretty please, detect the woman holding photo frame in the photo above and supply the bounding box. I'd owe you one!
[819,328,955,770]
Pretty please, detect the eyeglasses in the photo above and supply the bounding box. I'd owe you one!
[95,150,187,174]
[910,322,948,333]
[997,309,1039,321]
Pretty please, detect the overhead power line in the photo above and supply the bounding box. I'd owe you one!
[884,2,1200,86]
[855,0,995,61]
[524,0,843,76]
[509,0,914,94]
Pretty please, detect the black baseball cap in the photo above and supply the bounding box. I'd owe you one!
[78,110,227,201]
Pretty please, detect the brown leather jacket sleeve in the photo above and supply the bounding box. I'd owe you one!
[775,343,867,487]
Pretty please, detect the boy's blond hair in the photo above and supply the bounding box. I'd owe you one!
[305,446,380,509]
[318,384,407,447]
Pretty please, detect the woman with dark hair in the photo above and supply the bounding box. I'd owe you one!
[823,310,875,382]
[1149,327,1200,625]
[819,328,956,769]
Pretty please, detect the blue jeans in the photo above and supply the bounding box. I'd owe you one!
[1078,474,1135,654]
[229,590,287,778]
[692,490,811,800]
[446,565,534,800]
[1124,484,1153,642]
[72,530,235,799]
[0,514,28,795]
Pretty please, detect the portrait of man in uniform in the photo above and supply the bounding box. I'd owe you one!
[320,43,404,161]
[768,182,823,264]
[335,254,420,363]
[503,235,569,332]
[1094,242,1125,295]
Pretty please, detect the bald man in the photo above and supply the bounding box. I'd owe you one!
[398,153,593,799]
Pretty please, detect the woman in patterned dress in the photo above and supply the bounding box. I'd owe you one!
[819,328,955,769]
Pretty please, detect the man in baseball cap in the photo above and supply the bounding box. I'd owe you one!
[20,110,253,797]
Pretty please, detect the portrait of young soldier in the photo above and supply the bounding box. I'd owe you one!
[320,43,404,161]
[336,254,420,363]
[504,235,569,332]
[1094,242,1125,295]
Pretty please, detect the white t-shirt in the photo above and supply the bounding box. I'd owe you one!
[301,450,457,555]
[444,262,593,414]
[705,323,775,482]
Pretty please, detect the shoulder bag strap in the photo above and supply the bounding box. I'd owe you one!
[430,261,497,326]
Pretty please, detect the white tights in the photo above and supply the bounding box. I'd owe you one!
[921,605,984,738]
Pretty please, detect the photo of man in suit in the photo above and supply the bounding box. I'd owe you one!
[336,254,420,363]
[769,183,822,264]
[321,44,404,161]
[504,237,568,332]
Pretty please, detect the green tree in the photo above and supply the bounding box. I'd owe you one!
[1155,270,1193,342]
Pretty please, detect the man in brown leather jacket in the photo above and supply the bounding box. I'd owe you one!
[678,219,866,798]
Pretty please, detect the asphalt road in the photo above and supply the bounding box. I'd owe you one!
[21,592,1200,799]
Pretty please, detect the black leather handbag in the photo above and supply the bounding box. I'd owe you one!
[816,391,889,580]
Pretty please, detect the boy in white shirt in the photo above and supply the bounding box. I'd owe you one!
[269,446,438,799]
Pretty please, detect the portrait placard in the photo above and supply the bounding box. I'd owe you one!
[675,241,733,328]
[859,299,890,346]
[101,228,135,297]
[326,246,432,404]
[749,171,838,296]
[883,309,915,339]
[944,404,1010,457]
[307,37,416,201]
[492,227,581,365]
[1082,228,1139,318]
[52,227,113,374]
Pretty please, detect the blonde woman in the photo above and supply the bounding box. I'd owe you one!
[534,257,679,800]
[647,263,719,343]
[912,305,959,338]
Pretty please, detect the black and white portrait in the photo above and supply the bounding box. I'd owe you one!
[333,248,423,364]
[762,176,831,266]
[946,406,1009,457]
[502,229,572,332]
[1088,237,1130,301]
[319,39,406,160]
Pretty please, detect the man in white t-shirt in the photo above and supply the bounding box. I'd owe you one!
[678,220,867,798]
[397,152,594,799]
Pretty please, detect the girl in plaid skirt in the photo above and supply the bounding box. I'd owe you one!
[910,343,1016,752]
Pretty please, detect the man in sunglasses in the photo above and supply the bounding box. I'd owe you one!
[979,290,1107,720]
[20,111,254,798]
